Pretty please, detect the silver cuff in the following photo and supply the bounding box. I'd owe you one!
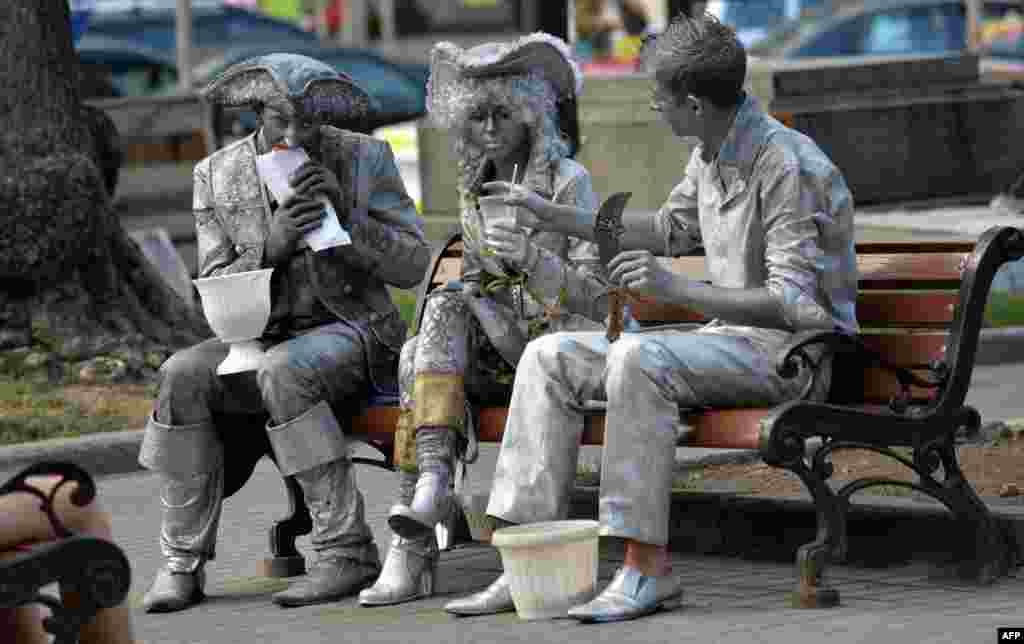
[267,400,349,476]
[139,414,223,477]
[620,210,664,252]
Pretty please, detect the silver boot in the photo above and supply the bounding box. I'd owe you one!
[357,534,439,606]
[388,428,455,538]
[271,461,380,607]
[443,574,515,616]
[266,404,380,607]
[143,566,206,613]
[361,471,439,606]
[139,415,223,614]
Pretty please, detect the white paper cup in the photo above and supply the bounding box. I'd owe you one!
[478,195,517,233]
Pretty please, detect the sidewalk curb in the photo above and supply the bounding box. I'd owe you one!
[977,327,1024,365]
[0,429,145,481]
[570,486,1024,567]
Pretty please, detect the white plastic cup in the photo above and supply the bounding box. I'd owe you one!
[478,194,517,234]
[492,520,600,620]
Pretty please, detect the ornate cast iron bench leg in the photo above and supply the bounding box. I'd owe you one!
[0,462,132,644]
[788,455,846,608]
[761,416,846,608]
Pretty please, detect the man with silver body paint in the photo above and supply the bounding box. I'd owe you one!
[138,54,430,612]
[358,35,618,607]
[446,13,859,621]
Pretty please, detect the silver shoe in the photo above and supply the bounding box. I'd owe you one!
[388,429,455,538]
[444,574,516,616]
[567,567,684,623]
[272,548,381,608]
[142,566,206,613]
[387,471,454,538]
[358,534,438,606]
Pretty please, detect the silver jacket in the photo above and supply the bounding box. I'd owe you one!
[458,157,609,343]
[193,126,431,387]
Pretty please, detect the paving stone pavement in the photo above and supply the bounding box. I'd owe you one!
[82,450,1024,644]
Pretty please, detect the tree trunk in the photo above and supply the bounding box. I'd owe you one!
[0,0,210,383]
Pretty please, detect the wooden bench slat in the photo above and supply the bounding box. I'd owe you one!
[629,291,959,327]
[475,406,768,449]
[855,253,966,289]
[429,252,966,299]
[440,237,975,256]
[859,331,947,366]
[859,367,938,402]
[853,291,958,326]
[353,405,401,440]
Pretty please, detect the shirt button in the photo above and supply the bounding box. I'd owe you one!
[342,284,353,295]
[234,244,245,254]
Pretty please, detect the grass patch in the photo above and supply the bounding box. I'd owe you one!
[390,288,418,333]
[0,377,147,446]
[860,483,914,497]
[985,291,1024,328]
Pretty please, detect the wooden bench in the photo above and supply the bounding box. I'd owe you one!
[257,225,1024,607]
[0,462,132,644]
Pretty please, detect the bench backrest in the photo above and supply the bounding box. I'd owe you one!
[424,236,976,407]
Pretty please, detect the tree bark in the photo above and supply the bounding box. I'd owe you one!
[0,0,210,382]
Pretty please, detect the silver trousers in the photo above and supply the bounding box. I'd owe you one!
[140,322,375,572]
[487,329,807,546]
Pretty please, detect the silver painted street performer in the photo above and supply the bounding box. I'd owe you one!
[445,13,859,621]
[359,34,614,607]
[138,54,430,612]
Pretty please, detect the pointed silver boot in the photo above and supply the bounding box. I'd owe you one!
[388,428,455,538]
[143,566,206,613]
[271,460,380,607]
[443,573,515,616]
[357,533,439,606]
[361,471,439,606]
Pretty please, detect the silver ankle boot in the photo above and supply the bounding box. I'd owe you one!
[361,471,439,606]
[388,428,455,538]
[358,533,439,606]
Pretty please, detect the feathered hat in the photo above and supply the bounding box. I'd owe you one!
[202,52,375,126]
[426,33,584,157]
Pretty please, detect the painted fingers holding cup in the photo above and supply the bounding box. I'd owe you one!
[481,181,549,229]
[485,220,534,269]
[608,250,678,299]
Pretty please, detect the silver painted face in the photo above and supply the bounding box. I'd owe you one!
[650,85,701,141]
[260,102,321,151]
[464,102,530,165]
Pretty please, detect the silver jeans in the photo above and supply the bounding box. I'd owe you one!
[487,329,807,546]
[141,322,376,572]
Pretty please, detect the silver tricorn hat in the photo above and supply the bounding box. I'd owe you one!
[202,52,375,123]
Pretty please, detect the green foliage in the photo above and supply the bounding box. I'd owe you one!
[390,288,418,334]
[985,291,1024,328]
[0,377,134,446]
[861,483,913,497]
[575,462,601,487]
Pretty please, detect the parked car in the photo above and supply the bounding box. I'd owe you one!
[749,0,1024,67]
[76,33,179,99]
[707,0,830,47]
[192,43,429,132]
[80,4,318,63]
